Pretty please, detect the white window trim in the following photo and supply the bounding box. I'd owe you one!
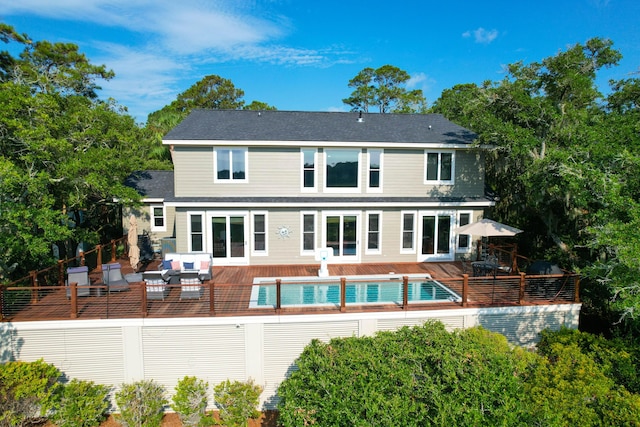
[301,148,318,193]
[251,211,268,256]
[456,211,473,253]
[365,211,383,255]
[187,211,205,253]
[323,148,362,194]
[424,150,455,185]
[367,149,383,193]
[400,210,417,254]
[321,210,361,263]
[417,210,456,262]
[300,211,317,256]
[213,147,248,183]
[150,204,166,232]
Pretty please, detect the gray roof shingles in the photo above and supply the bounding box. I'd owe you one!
[164,110,476,145]
[124,170,174,199]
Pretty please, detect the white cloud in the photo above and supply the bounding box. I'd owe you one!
[462,27,499,44]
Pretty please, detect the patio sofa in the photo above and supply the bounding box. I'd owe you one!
[159,252,213,282]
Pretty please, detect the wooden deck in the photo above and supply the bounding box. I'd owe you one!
[1,259,579,322]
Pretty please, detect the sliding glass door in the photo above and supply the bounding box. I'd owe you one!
[208,213,248,264]
[324,213,359,261]
[419,211,454,261]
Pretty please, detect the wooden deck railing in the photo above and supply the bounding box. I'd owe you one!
[1,272,580,322]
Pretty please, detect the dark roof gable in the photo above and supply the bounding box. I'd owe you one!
[164,110,476,145]
[124,170,174,200]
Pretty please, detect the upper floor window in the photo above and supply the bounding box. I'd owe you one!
[150,204,166,232]
[368,149,382,191]
[301,148,317,191]
[215,147,247,182]
[425,151,454,184]
[325,149,360,191]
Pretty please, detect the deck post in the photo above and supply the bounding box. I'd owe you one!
[276,279,281,314]
[402,276,409,309]
[70,282,78,319]
[30,270,39,304]
[141,281,148,317]
[209,282,215,316]
[340,277,346,312]
[573,275,581,303]
[519,273,526,304]
[110,240,117,262]
[58,260,65,287]
[462,274,469,307]
[96,244,103,265]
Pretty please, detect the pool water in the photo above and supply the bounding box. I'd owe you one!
[249,275,460,308]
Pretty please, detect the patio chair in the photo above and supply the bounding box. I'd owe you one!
[180,271,203,300]
[102,263,130,292]
[66,266,91,298]
[143,271,170,300]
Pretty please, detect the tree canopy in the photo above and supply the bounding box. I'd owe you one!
[0,24,164,279]
[432,37,640,334]
[343,64,427,113]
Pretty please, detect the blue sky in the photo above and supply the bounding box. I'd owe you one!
[2,0,639,123]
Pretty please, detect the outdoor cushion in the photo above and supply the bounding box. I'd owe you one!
[184,261,194,270]
[171,261,180,270]
[200,261,210,270]
[162,260,173,269]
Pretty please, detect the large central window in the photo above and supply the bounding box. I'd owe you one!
[215,148,247,181]
[325,149,360,190]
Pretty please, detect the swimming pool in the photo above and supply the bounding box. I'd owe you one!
[249,274,461,308]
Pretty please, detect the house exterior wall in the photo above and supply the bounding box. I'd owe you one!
[1,304,581,410]
[172,207,484,264]
[171,146,485,198]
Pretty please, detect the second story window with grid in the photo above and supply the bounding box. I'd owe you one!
[425,151,454,184]
[302,148,316,191]
[215,148,247,181]
[368,149,382,191]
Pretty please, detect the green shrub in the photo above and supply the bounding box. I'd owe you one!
[0,359,61,427]
[525,341,640,425]
[171,376,209,427]
[213,379,263,427]
[52,379,110,427]
[115,380,167,427]
[538,327,640,393]
[277,321,535,426]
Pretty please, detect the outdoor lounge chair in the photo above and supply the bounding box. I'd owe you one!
[102,263,130,292]
[179,271,203,300]
[66,266,91,298]
[143,271,170,300]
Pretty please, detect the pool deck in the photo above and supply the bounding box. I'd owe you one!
[2,259,579,322]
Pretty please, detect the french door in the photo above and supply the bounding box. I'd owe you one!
[418,211,454,261]
[208,213,248,264]
[323,213,360,262]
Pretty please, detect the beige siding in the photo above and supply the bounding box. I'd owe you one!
[124,206,176,252]
[173,207,486,265]
[171,146,484,199]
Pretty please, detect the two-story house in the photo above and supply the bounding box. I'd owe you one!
[127,110,493,266]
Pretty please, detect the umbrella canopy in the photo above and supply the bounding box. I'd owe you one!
[128,215,140,271]
[454,218,523,237]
